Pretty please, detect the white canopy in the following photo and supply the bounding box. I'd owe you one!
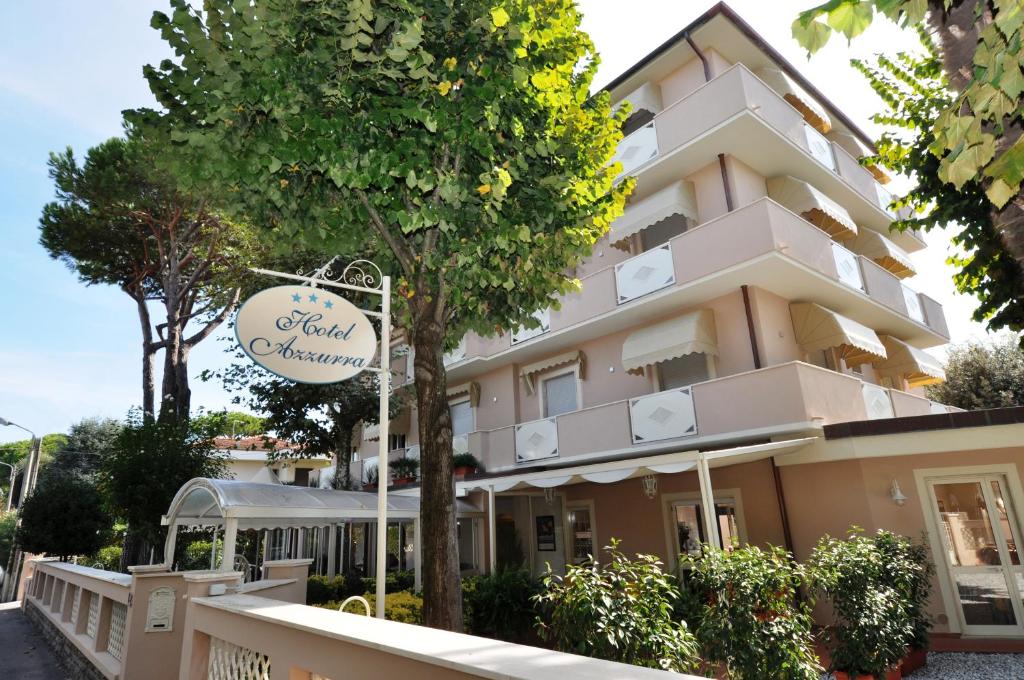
[163,478,480,531]
[609,181,698,247]
[790,302,887,368]
[621,309,717,374]
[520,350,585,395]
[756,66,831,133]
[848,230,916,279]
[874,335,945,387]
[768,175,858,240]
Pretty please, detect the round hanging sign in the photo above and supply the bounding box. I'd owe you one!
[235,285,377,384]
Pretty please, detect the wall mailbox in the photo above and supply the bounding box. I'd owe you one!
[146,586,176,632]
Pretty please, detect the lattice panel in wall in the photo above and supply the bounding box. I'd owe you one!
[207,637,271,680]
[107,602,128,661]
[86,592,100,638]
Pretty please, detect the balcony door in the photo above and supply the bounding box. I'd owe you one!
[926,474,1024,636]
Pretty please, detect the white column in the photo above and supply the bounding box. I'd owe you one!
[220,518,238,572]
[373,275,392,619]
[162,524,178,570]
[696,453,721,549]
[413,517,422,591]
[487,486,497,573]
[210,528,219,568]
[327,524,338,578]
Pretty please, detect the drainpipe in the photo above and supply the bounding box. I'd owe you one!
[685,35,734,212]
[741,285,762,369]
[770,457,795,554]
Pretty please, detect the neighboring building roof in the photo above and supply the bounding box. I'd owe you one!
[824,407,1024,440]
[213,435,293,453]
[601,1,877,151]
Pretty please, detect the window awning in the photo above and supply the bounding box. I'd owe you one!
[756,66,831,133]
[848,230,916,279]
[614,81,663,116]
[874,335,945,387]
[829,129,890,184]
[790,302,887,367]
[520,350,585,395]
[362,423,380,441]
[621,309,717,374]
[767,175,858,240]
[447,381,481,407]
[609,181,697,248]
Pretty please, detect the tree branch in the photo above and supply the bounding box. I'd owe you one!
[355,189,415,276]
[185,287,241,348]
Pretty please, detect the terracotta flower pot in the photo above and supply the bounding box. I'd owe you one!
[900,648,927,675]
[453,465,476,479]
[363,483,377,491]
[393,477,415,487]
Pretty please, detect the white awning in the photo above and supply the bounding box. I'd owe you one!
[520,350,585,395]
[362,423,380,441]
[614,81,662,116]
[162,478,480,532]
[874,335,945,387]
[459,438,817,493]
[756,66,831,133]
[848,230,916,279]
[767,175,858,240]
[790,302,887,367]
[609,181,697,247]
[621,309,717,373]
[447,381,481,407]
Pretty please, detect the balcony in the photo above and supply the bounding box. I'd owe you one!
[613,62,924,253]
[464,362,956,471]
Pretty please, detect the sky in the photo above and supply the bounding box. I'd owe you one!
[0,1,997,442]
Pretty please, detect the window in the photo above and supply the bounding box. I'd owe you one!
[450,399,474,436]
[388,433,407,452]
[567,504,595,565]
[641,213,690,251]
[457,518,479,573]
[807,348,837,372]
[657,353,710,390]
[542,371,579,418]
[672,500,739,556]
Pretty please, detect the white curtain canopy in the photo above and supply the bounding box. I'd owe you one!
[790,302,887,367]
[610,181,698,247]
[874,335,945,387]
[848,230,916,279]
[768,175,858,240]
[621,309,718,374]
[756,65,831,133]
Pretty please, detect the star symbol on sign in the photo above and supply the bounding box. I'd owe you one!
[324,300,334,309]
[308,293,318,303]
[291,293,302,303]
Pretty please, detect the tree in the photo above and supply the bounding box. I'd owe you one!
[16,473,110,561]
[98,410,228,568]
[59,417,124,477]
[135,0,630,629]
[0,434,68,504]
[40,132,259,419]
[793,1,1024,284]
[852,30,1024,335]
[192,411,267,438]
[926,335,1024,407]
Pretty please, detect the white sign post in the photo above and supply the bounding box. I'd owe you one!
[243,259,391,619]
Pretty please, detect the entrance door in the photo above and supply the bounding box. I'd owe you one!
[928,475,1024,636]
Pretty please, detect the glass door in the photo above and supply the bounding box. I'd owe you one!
[928,476,1024,636]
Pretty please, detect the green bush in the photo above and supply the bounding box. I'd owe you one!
[463,568,540,642]
[178,539,221,571]
[873,531,935,650]
[684,545,821,680]
[17,473,110,560]
[359,570,415,596]
[534,539,699,673]
[809,528,917,677]
[0,511,17,569]
[315,591,423,624]
[307,571,416,605]
[85,546,124,572]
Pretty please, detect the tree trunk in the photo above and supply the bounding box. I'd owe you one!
[929,0,1024,275]
[411,306,463,631]
[334,425,354,490]
[131,291,158,417]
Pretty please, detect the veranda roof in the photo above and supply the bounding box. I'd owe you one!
[767,175,858,240]
[621,309,717,374]
[162,478,479,531]
[609,180,698,247]
[790,302,887,368]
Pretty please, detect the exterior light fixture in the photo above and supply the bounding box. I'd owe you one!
[642,474,657,499]
[890,479,907,506]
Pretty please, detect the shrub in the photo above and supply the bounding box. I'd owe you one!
[452,453,482,471]
[359,570,415,596]
[463,568,540,642]
[316,591,424,624]
[684,545,821,680]
[809,529,916,677]
[307,574,346,605]
[873,531,934,650]
[86,546,124,572]
[0,512,16,569]
[307,571,416,605]
[534,539,699,673]
[17,473,110,560]
[390,457,419,480]
[178,538,221,571]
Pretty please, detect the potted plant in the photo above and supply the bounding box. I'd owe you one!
[452,453,483,478]
[873,532,934,675]
[809,529,915,680]
[362,467,378,491]
[390,457,419,487]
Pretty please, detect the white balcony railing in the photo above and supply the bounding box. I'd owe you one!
[443,336,467,366]
[613,121,659,176]
[405,444,420,460]
[804,123,836,171]
[831,242,865,291]
[615,243,676,304]
[862,383,895,419]
[875,183,897,217]
[629,387,698,443]
[902,284,925,323]
[511,308,551,345]
[515,417,559,462]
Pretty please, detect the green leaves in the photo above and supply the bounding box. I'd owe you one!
[490,7,510,28]
[826,1,874,40]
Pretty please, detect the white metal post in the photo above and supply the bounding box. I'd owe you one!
[374,275,391,618]
[488,486,497,573]
[221,518,238,572]
[413,517,422,592]
[696,453,721,549]
[327,524,338,578]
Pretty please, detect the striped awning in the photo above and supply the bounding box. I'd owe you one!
[768,175,858,240]
[849,230,916,279]
[874,335,945,387]
[609,181,697,247]
[621,310,718,374]
[790,302,887,368]
[756,66,831,133]
[520,350,585,395]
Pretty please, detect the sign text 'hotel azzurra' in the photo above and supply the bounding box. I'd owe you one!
[235,285,377,384]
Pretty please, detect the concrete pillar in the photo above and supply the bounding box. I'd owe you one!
[220,518,238,572]
[696,453,721,549]
[487,486,497,574]
[327,524,338,578]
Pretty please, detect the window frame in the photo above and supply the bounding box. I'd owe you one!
[661,488,747,570]
[448,396,475,437]
[652,353,717,392]
[538,364,582,420]
[564,499,598,565]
